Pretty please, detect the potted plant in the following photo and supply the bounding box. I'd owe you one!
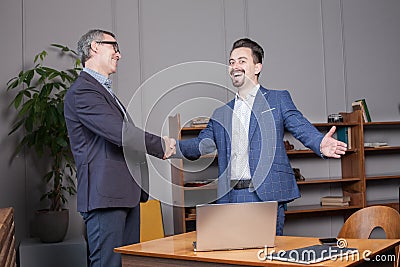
[6,44,81,242]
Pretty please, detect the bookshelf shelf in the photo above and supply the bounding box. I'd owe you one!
[364,146,400,153]
[363,121,400,126]
[366,174,400,181]
[313,122,358,128]
[287,148,356,157]
[183,183,217,191]
[367,199,399,206]
[286,204,362,214]
[296,177,360,185]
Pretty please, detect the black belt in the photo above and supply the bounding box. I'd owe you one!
[231,179,253,190]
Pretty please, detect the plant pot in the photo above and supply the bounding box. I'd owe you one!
[35,209,69,243]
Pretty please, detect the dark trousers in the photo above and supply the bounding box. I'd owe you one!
[228,188,285,236]
[81,206,140,267]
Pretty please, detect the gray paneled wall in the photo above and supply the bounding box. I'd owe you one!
[0,0,399,242]
[0,0,27,245]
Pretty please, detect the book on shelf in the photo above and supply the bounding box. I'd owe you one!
[336,127,352,149]
[191,117,210,127]
[364,142,388,148]
[321,201,350,207]
[190,123,208,128]
[321,195,350,206]
[352,99,371,122]
[351,101,367,122]
[320,195,351,203]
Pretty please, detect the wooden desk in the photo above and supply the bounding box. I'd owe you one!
[0,207,16,267]
[115,232,400,267]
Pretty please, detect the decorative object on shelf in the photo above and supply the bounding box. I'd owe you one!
[327,114,343,123]
[293,168,305,181]
[352,99,371,122]
[6,44,81,243]
[190,116,210,127]
[320,196,350,206]
[284,140,294,151]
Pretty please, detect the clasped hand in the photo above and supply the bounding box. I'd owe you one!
[162,136,176,159]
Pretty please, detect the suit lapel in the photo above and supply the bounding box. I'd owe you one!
[81,72,126,119]
[224,100,235,162]
[249,87,270,140]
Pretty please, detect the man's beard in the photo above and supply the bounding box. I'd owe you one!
[230,69,245,88]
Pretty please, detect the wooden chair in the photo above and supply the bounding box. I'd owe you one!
[338,206,400,266]
[140,199,165,242]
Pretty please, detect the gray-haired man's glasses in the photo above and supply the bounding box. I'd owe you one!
[96,41,120,53]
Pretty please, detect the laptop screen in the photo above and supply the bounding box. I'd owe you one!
[195,201,278,251]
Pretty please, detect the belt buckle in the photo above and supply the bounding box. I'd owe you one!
[231,179,252,190]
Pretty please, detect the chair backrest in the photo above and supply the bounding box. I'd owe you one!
[140,199,164,242]
[338,206,400,239]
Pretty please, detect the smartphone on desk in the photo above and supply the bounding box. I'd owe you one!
[319,238,338,246]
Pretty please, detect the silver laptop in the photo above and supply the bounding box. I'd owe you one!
[194,201,277,252]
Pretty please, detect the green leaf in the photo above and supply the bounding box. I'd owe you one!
[40,83,53,98]
[25,113,34,132]
[56,137,68,147]
[7,77,19,89]
[51,43,66,49]
[24,69,35,86]
[8,119,25,135]
[13,92,24,109]
[23,89,32,98]
[48,70,60,80]
[38,50,47,62]
[35,67,46,76]
[18,98,34,117]
[43,171,54,183]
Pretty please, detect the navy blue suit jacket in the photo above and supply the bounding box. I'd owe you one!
[64,71,164,212]
[177,86,324,203]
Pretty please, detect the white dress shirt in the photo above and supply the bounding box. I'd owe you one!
[230,84,260,180]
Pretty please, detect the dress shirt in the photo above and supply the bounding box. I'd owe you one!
[230,84,260,180]
[83,68,127,118]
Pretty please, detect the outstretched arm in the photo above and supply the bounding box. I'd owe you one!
[320,126,347,158]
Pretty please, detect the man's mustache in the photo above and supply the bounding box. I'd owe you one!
[230,69,245,76]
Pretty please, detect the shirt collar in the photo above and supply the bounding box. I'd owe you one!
[83,68,113,93]
[235,84,260,101]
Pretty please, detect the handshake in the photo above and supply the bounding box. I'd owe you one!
[162,136,177,159]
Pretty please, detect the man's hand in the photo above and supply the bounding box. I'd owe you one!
[162,136,176,159]
[320,126,347,158]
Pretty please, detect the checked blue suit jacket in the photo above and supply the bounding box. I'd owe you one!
[177,86,324,204]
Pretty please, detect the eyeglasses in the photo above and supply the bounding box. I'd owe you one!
[96,41,120,53]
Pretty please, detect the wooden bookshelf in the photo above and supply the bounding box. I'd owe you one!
[169,111,400,233]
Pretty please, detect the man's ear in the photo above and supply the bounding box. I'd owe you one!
[255,63,262,76]
[90,41,98,53]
